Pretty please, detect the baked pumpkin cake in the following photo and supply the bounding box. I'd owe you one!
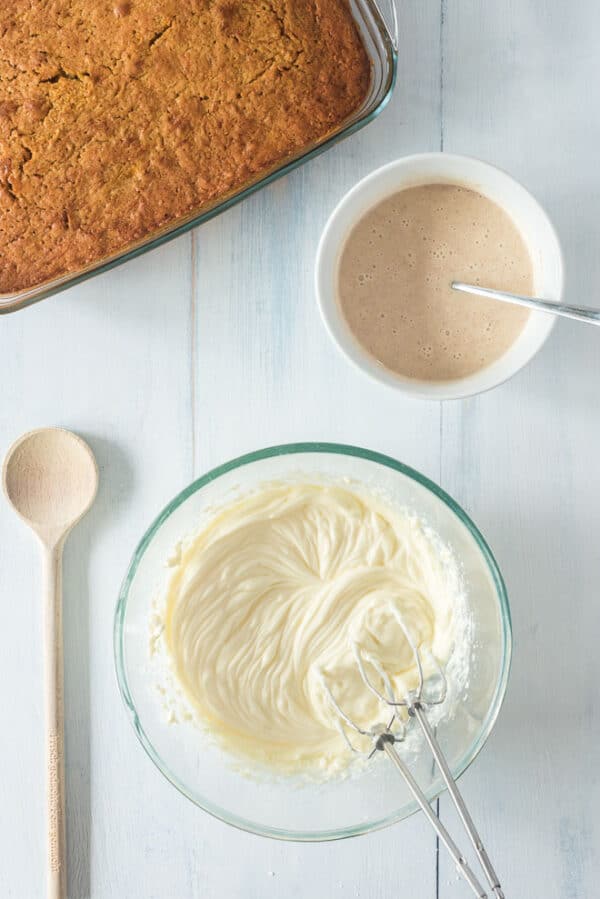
[0,1,371,293]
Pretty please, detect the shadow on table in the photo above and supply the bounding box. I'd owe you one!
[62,434,134,899]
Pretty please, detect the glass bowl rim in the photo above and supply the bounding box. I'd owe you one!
[114,442,512,842]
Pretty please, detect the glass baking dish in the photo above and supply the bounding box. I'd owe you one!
[0,0,397,314]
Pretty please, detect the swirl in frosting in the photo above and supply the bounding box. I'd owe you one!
[164,483,464,773]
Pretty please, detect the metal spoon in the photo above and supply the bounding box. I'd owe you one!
[3,428,98,899]
[452,281,600,326]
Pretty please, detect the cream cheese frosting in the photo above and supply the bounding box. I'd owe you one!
[162,483,467,775]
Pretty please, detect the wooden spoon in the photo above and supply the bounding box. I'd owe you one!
[3,428,98,899]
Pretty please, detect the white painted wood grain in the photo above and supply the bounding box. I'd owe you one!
[0,0,598,896]
[0,239,193,899]
[438,2,600,897]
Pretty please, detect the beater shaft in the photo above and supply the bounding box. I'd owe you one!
[411,704,505,899]
[320,624,507,898]
[378,733,488,898]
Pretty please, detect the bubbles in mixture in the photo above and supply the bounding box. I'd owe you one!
[337,183,533,381]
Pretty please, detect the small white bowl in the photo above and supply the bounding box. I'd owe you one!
[315,153,564,400]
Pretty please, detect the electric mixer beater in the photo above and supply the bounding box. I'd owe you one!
[319,606,505,899]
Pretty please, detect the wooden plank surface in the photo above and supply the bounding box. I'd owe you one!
[438,1,600,896]
[0,1,598,896]
[0,241,193,899]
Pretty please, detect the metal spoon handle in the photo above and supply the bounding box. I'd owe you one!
[452,282,600,326]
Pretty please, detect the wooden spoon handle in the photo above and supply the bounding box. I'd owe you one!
[43,544,66,899]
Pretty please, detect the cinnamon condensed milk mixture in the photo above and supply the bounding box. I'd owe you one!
[338,184,533,380]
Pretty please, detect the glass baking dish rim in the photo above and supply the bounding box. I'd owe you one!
[0,0,398,314]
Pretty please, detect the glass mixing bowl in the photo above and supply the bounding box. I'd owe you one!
[114,443,511,841]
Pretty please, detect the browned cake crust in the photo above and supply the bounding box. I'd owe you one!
[0,1,370,294]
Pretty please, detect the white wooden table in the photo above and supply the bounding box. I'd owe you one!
[1,2,599,896]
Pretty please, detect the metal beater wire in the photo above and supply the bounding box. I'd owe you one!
[320,612,505,899]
